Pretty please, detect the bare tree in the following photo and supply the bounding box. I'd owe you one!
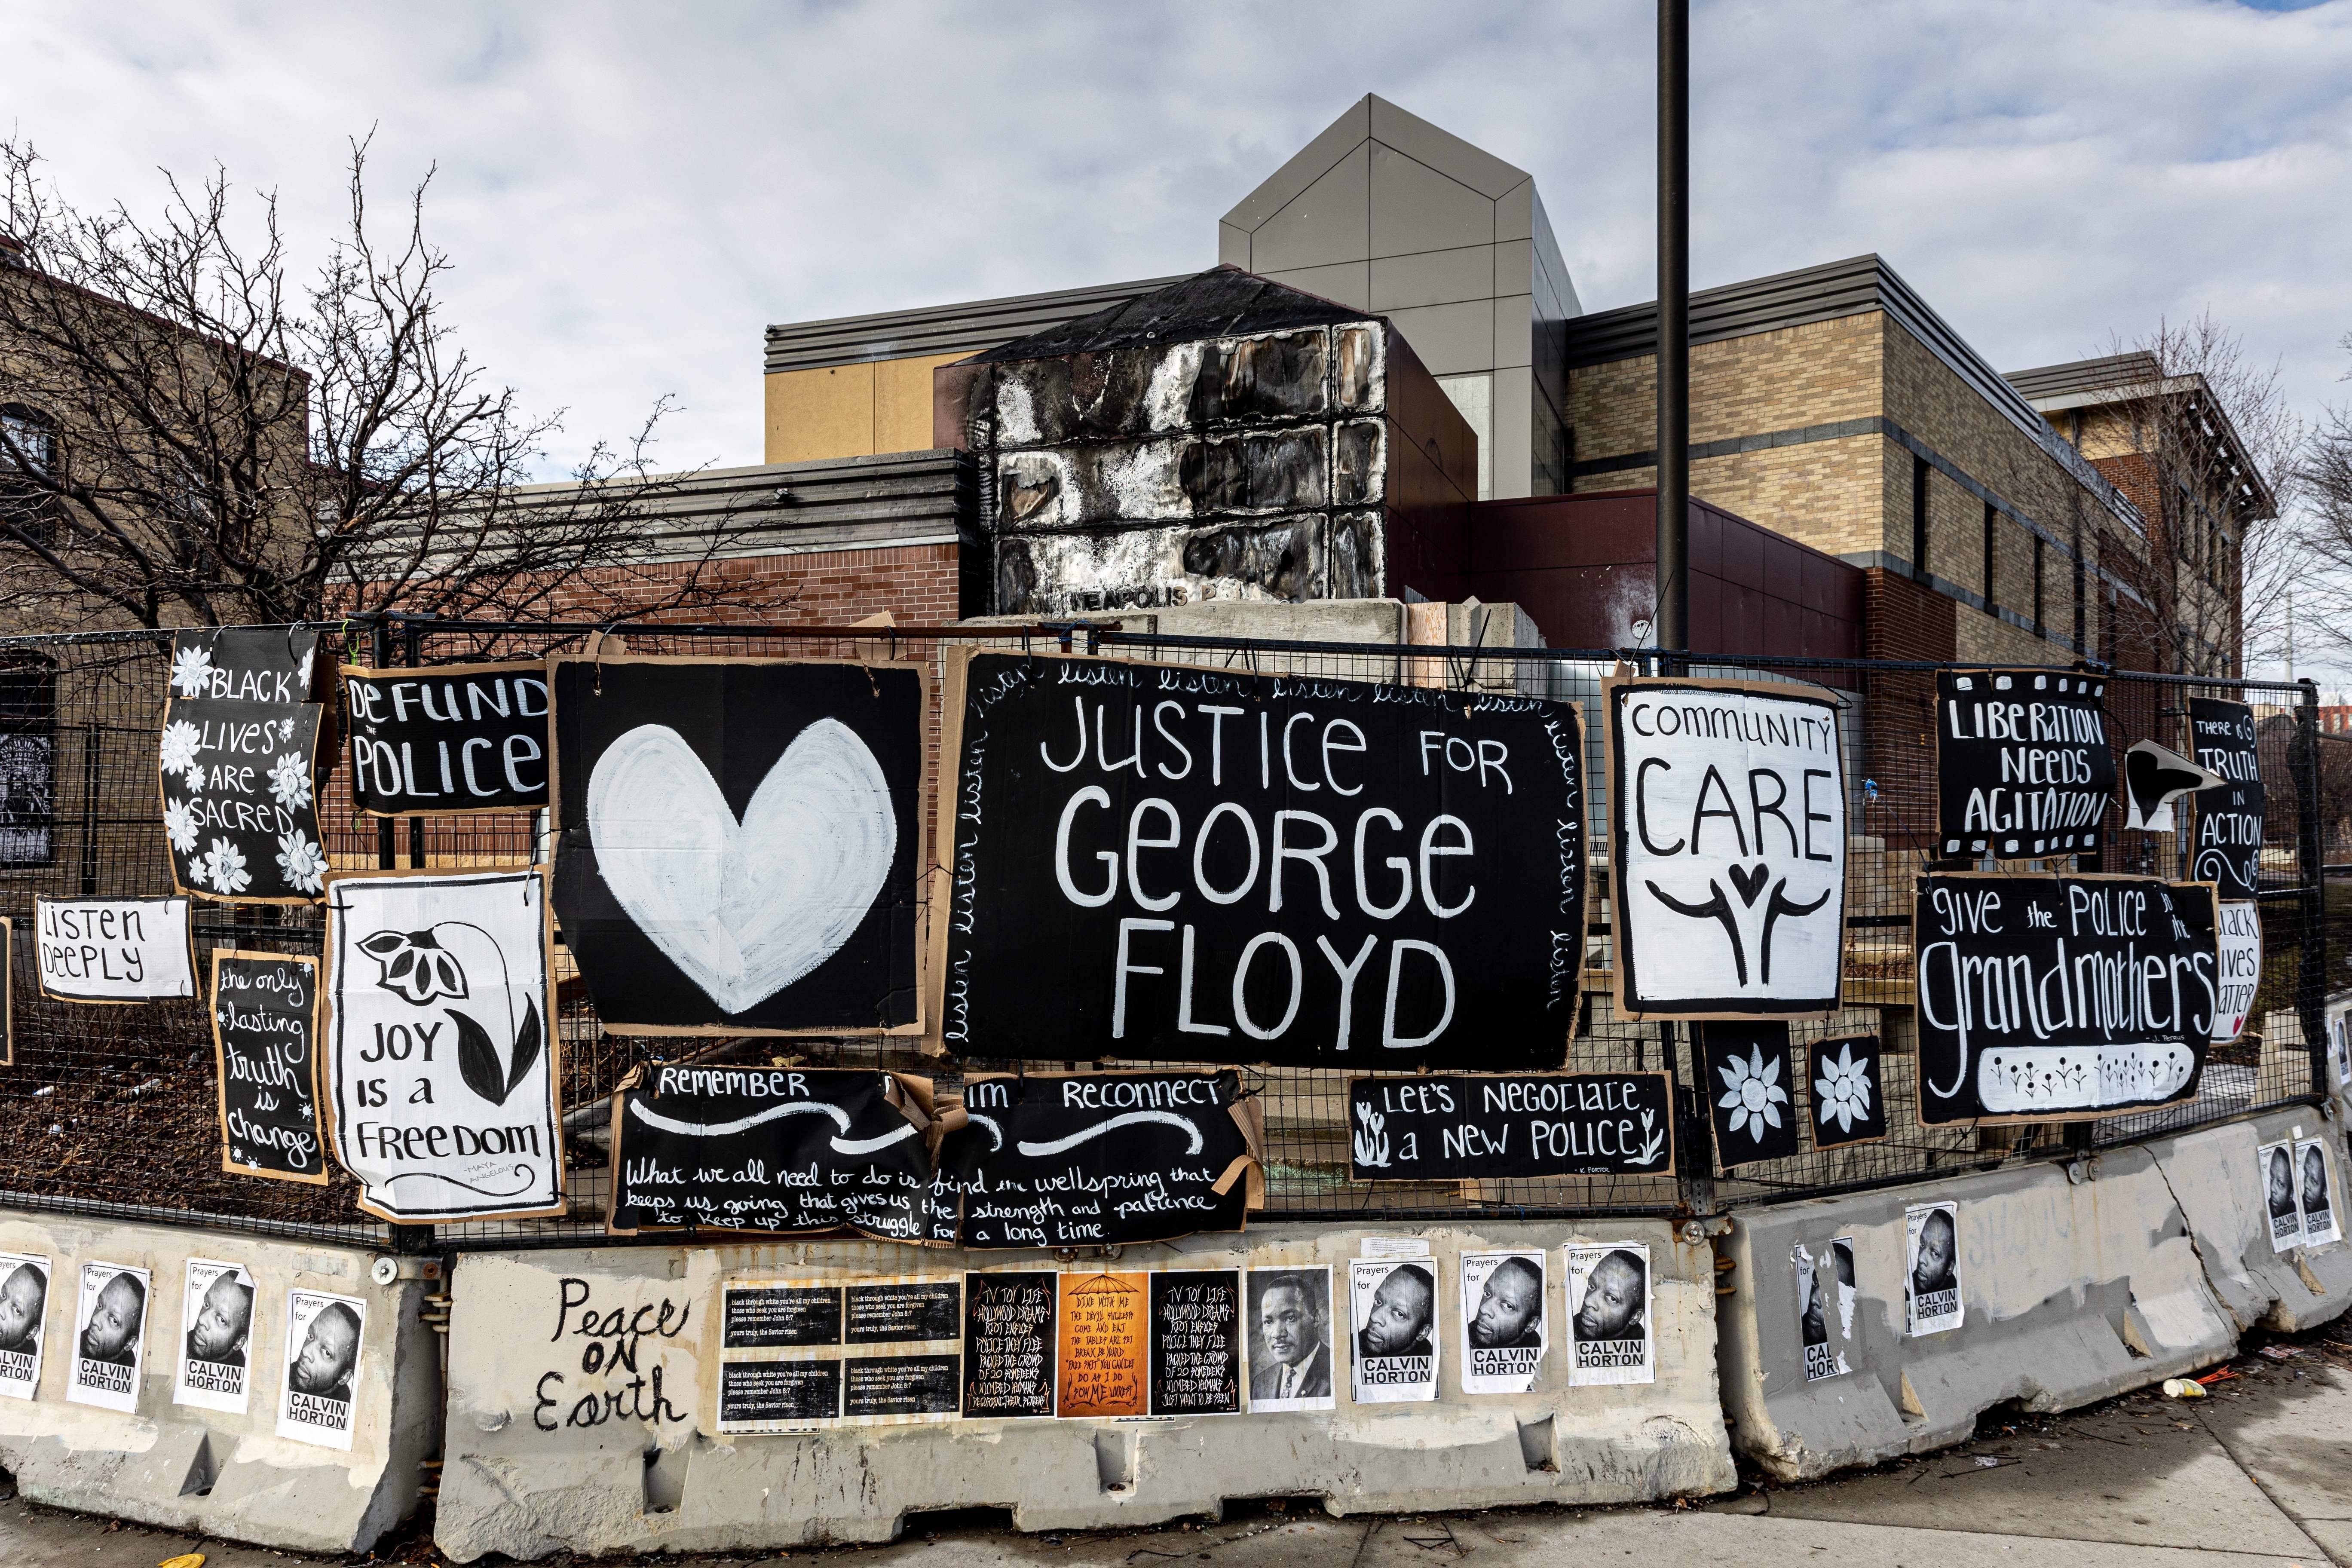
[0,137,775,631]
[2296,333,2352,667]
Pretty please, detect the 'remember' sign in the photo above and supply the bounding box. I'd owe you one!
[1933,669,2113,861]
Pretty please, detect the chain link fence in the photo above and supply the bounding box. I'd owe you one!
[0,617,2333,1250]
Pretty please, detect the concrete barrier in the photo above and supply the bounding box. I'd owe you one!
[1718,1109,2352,1482]
[0,1208,437,1554]
[432,1219,1735,1560]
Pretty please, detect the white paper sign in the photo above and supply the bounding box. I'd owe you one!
[0,1252,52,1399]
[2299,1139,2342,1249]
[1795,1240,1850,1382]
[1348,1257,1438,1404]
[277,1288,365,1449]
[1605,679,1846,1017]
[326,869,563,1221]
[67,1262,150,1412]
[1459,1250,1547,1394]
[2261,1139,2303,1253]
[1904,1202,1963,1336]
[35,897,194,1001]
[2213,902,2261,1044]
[173,1259,256,1413]
[1564,1242,1653,1385]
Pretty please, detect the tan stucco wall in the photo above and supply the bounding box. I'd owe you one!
[764,354,965,464]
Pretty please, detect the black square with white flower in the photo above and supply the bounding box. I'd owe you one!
[1702,1020,1801,1167]
[1808,1033,1887,1148]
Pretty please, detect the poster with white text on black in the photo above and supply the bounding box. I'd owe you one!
[0,1252,51,1400]
[2299,1139,2341,1248]
[36,896,193,1002]
[278,1289,365,1449]
[960,1272,1056,1418]
[2262,1138,2304,1252]
[938,1071,1260,1249]
[1934,669,2113,860]
[1904,1203,1963,1335]
[1150,1270,1242,1415]
[162,628,330,904]
[1914,873,2216,1124]
[67,1261,150,1412]
[1564,1243,1652,1385]
[325,868,564,1222]
[2188,698,2263,901]
[938,650,1587,1070]
[345,662,550,815]
[1347,1072,1674,1182]
[1349,1257,1438,1403]
[550,656,927,1037]
[173,1259,255,1414]
[1460,1251,1546,1394]
[1603,677,1845,1020]
[211,949,327,1184]
[714,1274,962,1431]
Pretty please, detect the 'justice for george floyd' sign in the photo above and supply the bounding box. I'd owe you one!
[344,663,550,815]
[1934,669,2115,860]
[1914,872,2217,1123]
[936,652,1588,1070]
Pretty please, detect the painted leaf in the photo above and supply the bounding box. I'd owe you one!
[450,1009,511,1106]
[505,996,543,1096]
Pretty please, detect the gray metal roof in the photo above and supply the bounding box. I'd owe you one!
[2003,352,2163,402]
[764,276,1193,375]
[1562,254,2143,533]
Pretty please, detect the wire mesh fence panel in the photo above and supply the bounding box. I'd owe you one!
[0,618,2331,1249]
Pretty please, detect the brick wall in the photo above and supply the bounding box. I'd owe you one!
[540,542,968,628]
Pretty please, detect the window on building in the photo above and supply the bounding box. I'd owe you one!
[1911,456,1929,583]
[0,404,61,548]
[1434,373,1493,502]
[0,654,57,869]
[2072,553,2086,652]
[2033,535,2046,636]
[1981,502,1998,616]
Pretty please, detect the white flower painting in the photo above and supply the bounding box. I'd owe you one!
[1815,1043,1874,1135]
[202,837,251,895]
[159,720,203,780]
[268,751,313,810]
[163,799,199,854]
[170,644,215,698]
[1716,1044,1789,1143]
[275,830,328,894]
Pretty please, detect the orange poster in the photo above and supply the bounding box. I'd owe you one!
[1056,1272,1148,1418]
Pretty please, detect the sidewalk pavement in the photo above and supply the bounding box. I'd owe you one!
[9,1317,2352,1568]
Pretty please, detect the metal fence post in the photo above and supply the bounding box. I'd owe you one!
[1669,1022,1716,1214]
[368,616,396,873]
[2295,679,2328,1096]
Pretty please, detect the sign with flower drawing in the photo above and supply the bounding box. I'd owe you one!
[1701,1020,1801,1167]
[1807,1033,1886,1148]
[159,630,331,904]
[324,867,564,1221]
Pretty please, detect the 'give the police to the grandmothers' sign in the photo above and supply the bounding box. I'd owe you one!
[935,651,1587,1070]
[1604,677,1846,1020]
[1914,872,2216,1123]
[1934,669,2114,860]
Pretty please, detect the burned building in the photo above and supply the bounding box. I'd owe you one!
[932,266,1474,617]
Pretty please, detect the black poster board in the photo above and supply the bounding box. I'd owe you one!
[1915,873,2216,1123]
[1149,1270,1243,1415]
[1346,1073,1675,1181]
[720,1360,840,1425]
[2187,698,2263,900]
[606,1065,956,1243]
[1934,669,2114,860]
[162,629,330,904]
[962,1271,1056,1418]
[939,1071,1261,1249]
[344,663,549,815]
[722,1285,842,1349]
[548,656,926,1036]
[846,1280,961,1342]
[936,650,1587,1069]
[1702,1021,1802,1166]
[1806,1033,1888,1148]
[209,949,327,1184]
[844,1356,961,1418]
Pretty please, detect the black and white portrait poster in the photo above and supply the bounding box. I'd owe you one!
[550,656,926,1037]
[1703,1021,1801,1166]
[161,628,329,904]
[68,1261,150,1412]
[325,868,564,1222]
[938,650,1588,1071]
[0,1252,51,1400]
[172,1259,255,1414]
[35,896,194,1002]
[2299,1139,2341,1248]
[1565,1242,1652,1385]
[1460,1250,1546,1394]
[2188,698,2264,901]
[1244,1265,1335,1412]
[344,662,550,815]
[1934,669,2113,860]
[1349,1257,1438,1403]
[1603,677,1845,1020]
[210,950,327,1184]
[2331,999,2352,1089]
[1795,1241,1849,1382]
[1914,874,2216,1123]
[2261,1139,2303,1252]
[1808,1034,1887,1148]
[1904,1202,1963,1336]
[277,1288,365,1450]
[939,1072,1262,1250]
[2213,902,2261,1044]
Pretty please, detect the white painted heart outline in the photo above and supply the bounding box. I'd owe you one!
[586,719,897,1015]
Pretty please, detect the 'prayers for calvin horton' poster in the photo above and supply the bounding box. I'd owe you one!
[1565,1243,1652,1385]
[1905,1202,1963,1336]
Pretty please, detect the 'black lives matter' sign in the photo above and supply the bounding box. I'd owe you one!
[2187,697,2264,901]
[344,662,550,815]
[1914,873,2217,1123]
[1935,669,2114,860]
[937,652,1587,1070]
[1346,1073,1674,1182]
[209,950,326,1184]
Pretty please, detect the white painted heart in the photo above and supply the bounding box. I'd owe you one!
[586,720,897,1015]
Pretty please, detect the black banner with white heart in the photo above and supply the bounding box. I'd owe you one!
[2187,697,2265,900]
[1344,1072,1674,1181]
[549,657,927,1036]
[1933,668,2114,861]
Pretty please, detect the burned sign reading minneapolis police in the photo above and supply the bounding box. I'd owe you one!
[936,650,1586,1069]
[1346,1073,1673,1182]
[1914,873,2217,1124]
[1934,669,2114,860]
[1604,677,1846,1019]
[2188,697,2264,901]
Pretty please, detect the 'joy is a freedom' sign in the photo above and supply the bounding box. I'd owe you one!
[935,652,1587,1070]
[1934,669,2115,860]
[1603,677,1847,1020]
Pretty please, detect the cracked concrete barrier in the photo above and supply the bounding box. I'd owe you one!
[433,1220,1735,1559]
[1718,1110,2352,1482]
[0,1207,438,1554]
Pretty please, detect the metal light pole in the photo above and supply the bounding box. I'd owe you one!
[1656,0,1690,665]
